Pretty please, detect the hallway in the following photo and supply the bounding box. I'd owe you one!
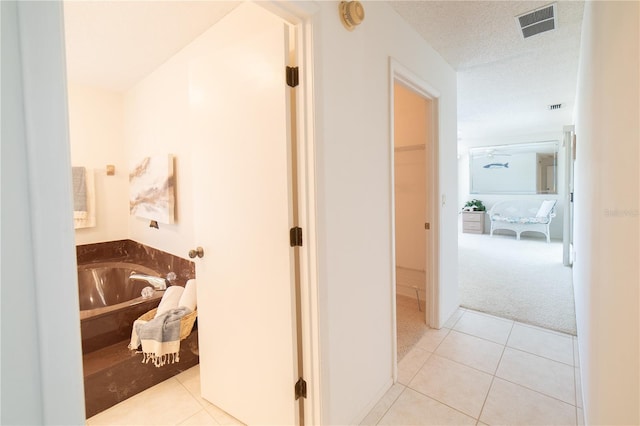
[89,308,583,425]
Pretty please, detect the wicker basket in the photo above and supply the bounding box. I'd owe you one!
[137,307,198,341]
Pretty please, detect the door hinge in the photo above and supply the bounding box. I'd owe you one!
[286,66,299,88]
[295,377,307,400]
[290,227,303,247]
[425,222,430,230]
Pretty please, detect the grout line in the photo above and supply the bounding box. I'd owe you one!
[448,328,509,347]
[407,387,481,422]
[373,385,407,425]
[477,320,514,423]
[476,376,495,425]
[401,349,433,386]
[496,376,577,407]
[514,320,576,338]
[413,353,493,382]
[503,345,576,368]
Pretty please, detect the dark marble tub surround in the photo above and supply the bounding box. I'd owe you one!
[76,239,195,286]
[83,328,199,418]
[80,296,162,354]
[77,239,199,418]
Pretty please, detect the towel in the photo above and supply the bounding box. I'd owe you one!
[72,166,87,213]
[129,306,191,367]
[73,168,96,228]
[178,279,197,311]
[155,286,184,318]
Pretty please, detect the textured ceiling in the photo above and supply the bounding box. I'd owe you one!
[64,1,239,91]
[389,1,585,149]
[64,1,585,149]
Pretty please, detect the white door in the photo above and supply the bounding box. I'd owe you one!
[190,3,298,425]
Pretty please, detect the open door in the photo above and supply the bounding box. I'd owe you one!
[190,3,298,424]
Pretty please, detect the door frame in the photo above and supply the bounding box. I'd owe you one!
[17,1,322,424]
[562,125,575,267]
[259,2,322,424]
[389,58,441,381]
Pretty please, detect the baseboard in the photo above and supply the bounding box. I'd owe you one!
[396,284,426,300]
[351,377,394,425]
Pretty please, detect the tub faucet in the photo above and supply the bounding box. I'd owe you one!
[129,273,167,291]
[166,272,177,286]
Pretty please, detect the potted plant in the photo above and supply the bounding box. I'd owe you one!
[462,199,486,212]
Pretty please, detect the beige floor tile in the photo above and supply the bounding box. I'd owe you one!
[496,348,575,404]
[414,327,450,352]
[453,310,513,345]
[179,409,219,425]
[398,347,432,385]
[480,378,576,426]
[360,383,405,425]
[87,378,202,425]
[508,323,574,365]
[175,365,209,407]
[443,308,466,329]
[378,388,476,425]
[203,404,245,425]
[435,330,504,374]
[409,354,493,418]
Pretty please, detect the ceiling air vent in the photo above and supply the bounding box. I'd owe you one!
[548,103,563,111]
[516,3,557,39]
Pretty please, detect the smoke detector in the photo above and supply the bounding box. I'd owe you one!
[516,3,557,39]
[339,1,365,31]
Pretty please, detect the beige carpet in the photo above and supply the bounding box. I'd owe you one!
[396,294,428,361]
[459,232,577,335]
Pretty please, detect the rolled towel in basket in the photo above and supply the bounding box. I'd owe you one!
[155,286,184,318]
[178,279,197,311]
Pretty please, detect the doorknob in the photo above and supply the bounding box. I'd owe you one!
[188,247,204,259]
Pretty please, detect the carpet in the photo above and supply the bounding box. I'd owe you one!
[458,232,577,335]
[396,294,428,361]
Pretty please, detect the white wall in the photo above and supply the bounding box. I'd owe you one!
[312,2,458,423]
[573,1,639,424]
[68,84,129,245]
[1,1,85,423]
[458,131,565,239]
[123,49,196,259]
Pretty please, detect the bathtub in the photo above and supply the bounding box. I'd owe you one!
[78,262,164,354]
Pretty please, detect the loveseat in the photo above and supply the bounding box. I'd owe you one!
[488,199,557,243]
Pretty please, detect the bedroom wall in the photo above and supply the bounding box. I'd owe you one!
[572,1,639,424]
[458,131,565,239]
[67,84,129,245]
[312,2,458,423]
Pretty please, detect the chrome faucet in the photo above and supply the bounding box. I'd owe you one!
[129,273,168,290]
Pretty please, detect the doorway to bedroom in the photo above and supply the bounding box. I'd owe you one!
[457,130,577,336]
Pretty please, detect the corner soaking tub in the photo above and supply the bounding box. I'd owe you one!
[78,262,164,354]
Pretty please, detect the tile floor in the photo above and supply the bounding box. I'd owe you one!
[88,308,584,426]
[86,365,244,425]
[363,308,584,426]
